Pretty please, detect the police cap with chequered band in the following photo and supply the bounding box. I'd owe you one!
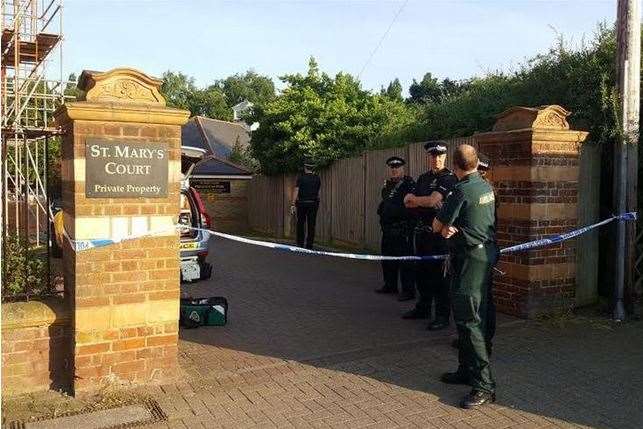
[477,153,491,171]
[424,140,448,154]
[385,156,406,168]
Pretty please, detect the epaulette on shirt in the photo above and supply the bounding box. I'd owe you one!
[436,169,456,195]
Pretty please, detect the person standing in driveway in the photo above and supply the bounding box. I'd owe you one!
[433,144,499,409]
[375,156,416,301]
[291,160,321,249]
[403,141,458,331]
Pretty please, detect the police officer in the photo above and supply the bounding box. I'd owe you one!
[375,157,416,301]
[290,160,321,249]
[403,141,457,330]
[433,144,498,409]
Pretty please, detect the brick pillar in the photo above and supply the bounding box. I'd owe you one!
[475,105,588,318]
[54,68,189,392]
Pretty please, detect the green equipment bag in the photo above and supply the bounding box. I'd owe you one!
[180,297,228,328]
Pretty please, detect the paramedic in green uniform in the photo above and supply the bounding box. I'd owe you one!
[432,144,499,409]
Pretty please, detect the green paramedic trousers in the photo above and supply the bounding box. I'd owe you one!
[451,243,498,394]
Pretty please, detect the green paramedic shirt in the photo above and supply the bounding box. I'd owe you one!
[436,172,496,249]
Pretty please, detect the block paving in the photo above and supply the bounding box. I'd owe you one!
[139,238,642,428]
[5,238,641,428]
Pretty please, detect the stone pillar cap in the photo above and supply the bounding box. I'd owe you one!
[76,67,166,106]
[493,105,571,132]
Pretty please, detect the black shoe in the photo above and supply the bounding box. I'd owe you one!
[440,371,470,386]
[375,286,396,294]
[402,308,428,319]
[460,390,496,409]
[397,292,415,302]
[451,338,459,349]
[427,318,449,331]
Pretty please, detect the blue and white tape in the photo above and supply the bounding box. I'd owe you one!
[204,230,444,261]
[499,212,637,254]
[65,228,177,252]
[65,212,637,261]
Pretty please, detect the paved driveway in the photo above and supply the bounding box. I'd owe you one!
[151,236,643,429]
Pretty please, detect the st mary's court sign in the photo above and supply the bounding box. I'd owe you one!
[85,139,168,198]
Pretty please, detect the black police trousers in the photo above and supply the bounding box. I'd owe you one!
[414,231,450,321]
[380,230,415,295]
[296,200,319,249]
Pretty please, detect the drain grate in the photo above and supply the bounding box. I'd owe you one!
[4,399,167,429]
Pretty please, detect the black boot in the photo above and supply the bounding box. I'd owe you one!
[375,286,396,294]
[460,390,495,409]
[440,371,470,386]
[402,308,428,319]
[397,291,415,302]
[427,317,449,331]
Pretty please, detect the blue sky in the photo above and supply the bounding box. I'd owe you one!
[63,0,617,94]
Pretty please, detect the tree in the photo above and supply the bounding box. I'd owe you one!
[409,25,620,141]
[160,71,196,110]
[64,73,81,99]
[249,57,416,174]
[189,85,232,121]
[382,78,403,102]
[440,78,470,99]
[160,71,232,120]
[218,70,275,106]
[229,140,259,172]
[408,72,443,104]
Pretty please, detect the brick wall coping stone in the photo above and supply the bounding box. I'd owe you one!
[1,297,70,330]
[54,102,190,127]
[475,128,589,142]
[492,104,571,131]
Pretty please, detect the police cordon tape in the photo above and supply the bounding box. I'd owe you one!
[65,212,637,260]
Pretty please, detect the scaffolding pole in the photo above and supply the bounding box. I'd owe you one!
[1,0,74,298]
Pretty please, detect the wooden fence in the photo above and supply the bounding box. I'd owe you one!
[247,136,602,305]
[248,136,477,251]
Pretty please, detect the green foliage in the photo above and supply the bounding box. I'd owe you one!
[220,70,275,106]
[412,25,619,146]
[190,85,232,121]
[408,72,443,104]
[249,57,415,174]
[229,140,259,172]
[47,137,62,198]
[160,71,232,121]
[2,235,50,299]
[160,71,196,110]
[407,74,474,106]
[382,78,403,102]
[160,70,275,122]
[64,73,81,99]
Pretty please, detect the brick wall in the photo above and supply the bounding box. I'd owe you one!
[61,119,182,391]
[196,180,249,233]
[1,299,72,395]
[478,121,587,317]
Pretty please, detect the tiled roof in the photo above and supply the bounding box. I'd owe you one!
[181,116,250,159]
[193,157,252,177]
[181,116,253,178]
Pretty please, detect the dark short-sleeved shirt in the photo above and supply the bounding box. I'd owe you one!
[296,173,321,202]
[437,172,496,249]
[377,176,416,229]
[413,168,458,224]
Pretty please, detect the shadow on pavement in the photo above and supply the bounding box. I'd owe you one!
[178,237,643,429]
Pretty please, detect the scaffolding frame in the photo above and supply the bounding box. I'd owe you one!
[1,0,73,244]
[1,0,74,299]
